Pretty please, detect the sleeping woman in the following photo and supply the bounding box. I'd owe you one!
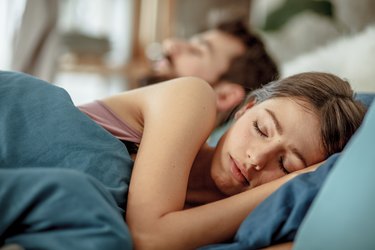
[78,72,366,249]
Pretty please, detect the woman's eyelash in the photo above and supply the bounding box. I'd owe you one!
[252,121,267,137]
[253,121,290,175]
[278,157,290,175]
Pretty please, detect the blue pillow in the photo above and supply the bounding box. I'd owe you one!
[294,101,375,249]
[0,71,133,212]
[355,92,374,107]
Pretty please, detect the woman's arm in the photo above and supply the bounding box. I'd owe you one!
[122,77,309,249]
[129,170,296,249]
[261,242,293,250]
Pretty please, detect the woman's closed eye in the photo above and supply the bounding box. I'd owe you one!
[278,156,290,175]
[253,120,291,175]
[252,121,267,137]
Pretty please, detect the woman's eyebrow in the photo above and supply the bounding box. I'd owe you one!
[265,108,283,135]
[265,108,308,168]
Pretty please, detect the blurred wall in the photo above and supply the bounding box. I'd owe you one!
[250,0,375,64]
[173,0,251,38]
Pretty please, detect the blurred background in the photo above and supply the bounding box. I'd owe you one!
[1,0,374,105]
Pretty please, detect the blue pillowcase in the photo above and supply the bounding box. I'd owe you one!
[294,100,375,249]
[355,92,375,107]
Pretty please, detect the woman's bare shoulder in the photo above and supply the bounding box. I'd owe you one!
[146,77,216,123]
[137,77,217,123]
[106,77,215,109]
[102,77,216,132]
[142,76,216,104]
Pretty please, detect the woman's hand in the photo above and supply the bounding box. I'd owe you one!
[296,160,325,174]
[267,160,326,192]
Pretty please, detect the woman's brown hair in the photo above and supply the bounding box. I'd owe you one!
[245,72,367,157]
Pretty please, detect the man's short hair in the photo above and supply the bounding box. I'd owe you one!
[216,19,279,93]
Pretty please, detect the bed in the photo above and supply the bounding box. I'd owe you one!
[1,71,374,249]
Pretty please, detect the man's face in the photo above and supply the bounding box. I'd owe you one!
[153,30,245,85]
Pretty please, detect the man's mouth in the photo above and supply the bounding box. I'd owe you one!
[153,55,173,73]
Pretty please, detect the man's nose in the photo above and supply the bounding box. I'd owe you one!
[162,38,188,56]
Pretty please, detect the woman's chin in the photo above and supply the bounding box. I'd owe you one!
[213,174,243,196]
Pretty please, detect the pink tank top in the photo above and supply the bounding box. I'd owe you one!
[78,101,142,144]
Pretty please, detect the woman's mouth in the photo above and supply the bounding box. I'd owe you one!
[230,156,250,186]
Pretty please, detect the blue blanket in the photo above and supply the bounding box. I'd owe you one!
[0,71,133,211]
[0,71,133,249]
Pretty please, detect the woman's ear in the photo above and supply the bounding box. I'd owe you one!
[214,82,245,113]
[234,98,256,120]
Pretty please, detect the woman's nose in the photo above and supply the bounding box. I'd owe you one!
[246,146,276,171]
[246,153,263,171]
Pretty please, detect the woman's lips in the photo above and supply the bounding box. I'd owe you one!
[230,156,250,186]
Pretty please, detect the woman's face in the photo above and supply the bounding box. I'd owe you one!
[211,97,326,196]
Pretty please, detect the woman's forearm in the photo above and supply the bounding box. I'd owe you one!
[261,242,293,250]
[128,173,296,250]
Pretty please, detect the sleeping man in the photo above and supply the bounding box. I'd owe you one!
[140,19,279,130]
